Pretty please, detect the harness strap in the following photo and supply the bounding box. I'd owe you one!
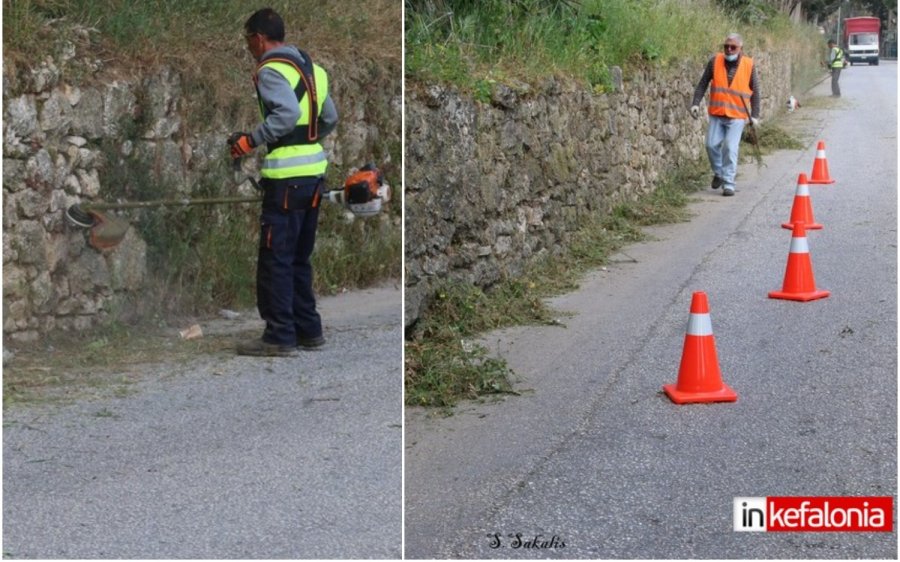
[255,50,319,151]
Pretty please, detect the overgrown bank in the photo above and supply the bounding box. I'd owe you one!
[406,0,824,96]
[404,0,825,406]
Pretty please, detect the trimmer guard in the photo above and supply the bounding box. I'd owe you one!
[87,210,130,250]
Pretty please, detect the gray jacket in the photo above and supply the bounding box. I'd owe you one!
[250,45,339,148]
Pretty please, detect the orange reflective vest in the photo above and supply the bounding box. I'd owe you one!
[708,53,753,119]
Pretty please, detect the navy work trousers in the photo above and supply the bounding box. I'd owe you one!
[256,177,323,346]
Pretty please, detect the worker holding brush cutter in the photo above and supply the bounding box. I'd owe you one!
[690,32,761,197]
[230,7,339,357]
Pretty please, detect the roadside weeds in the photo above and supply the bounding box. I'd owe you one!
[405,120,810,409]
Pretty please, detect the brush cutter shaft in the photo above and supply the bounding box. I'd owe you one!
[76,188,356,213]
[80,196,262,211]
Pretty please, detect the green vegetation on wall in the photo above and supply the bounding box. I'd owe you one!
[4,0,400,130]
[406,0,826,93]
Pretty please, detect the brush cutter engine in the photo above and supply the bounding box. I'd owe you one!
[331,163,391,218]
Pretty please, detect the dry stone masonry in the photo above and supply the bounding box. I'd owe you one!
[405,54,792,328]
[3,39,400,343]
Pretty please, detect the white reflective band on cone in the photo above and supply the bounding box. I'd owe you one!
[816,150,827,158]
[686,313,713,336]
[790,236,810,253]
[797,183,810,196]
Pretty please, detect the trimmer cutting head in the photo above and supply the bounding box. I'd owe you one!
[65,204,95,228]
[65,204,130,249]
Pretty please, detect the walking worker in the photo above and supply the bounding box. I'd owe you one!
[231,7,339,356]
[690,33,760,197]
[826,39,844,97]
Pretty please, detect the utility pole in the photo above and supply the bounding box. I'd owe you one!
[837,4,841,43]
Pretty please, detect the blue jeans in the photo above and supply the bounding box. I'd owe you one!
[256,177,323,346]
[706,115,746,190]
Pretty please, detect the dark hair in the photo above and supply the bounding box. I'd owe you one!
[827,39,836,45]
[245,8,285,41]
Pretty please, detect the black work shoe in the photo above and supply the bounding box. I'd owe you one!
[711,175,724,189]
[236,338,297,357]
[297,335,326,348]
[722,187,735,197]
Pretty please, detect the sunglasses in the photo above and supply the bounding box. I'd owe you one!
[723,44,740,51]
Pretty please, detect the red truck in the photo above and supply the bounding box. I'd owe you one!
[843,16,881,65]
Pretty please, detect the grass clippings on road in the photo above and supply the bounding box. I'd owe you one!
[3,318,246,408]
[405,159,711,408]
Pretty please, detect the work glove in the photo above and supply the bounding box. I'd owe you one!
[690,105,700,119]
[750,117,760,128]
[228,132,255,159]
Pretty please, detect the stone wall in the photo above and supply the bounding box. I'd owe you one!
[405,53,792,328]
[3,42,400,343]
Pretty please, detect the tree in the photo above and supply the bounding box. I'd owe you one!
[806,0,897,21]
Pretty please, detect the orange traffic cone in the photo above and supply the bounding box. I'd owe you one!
[768,221,830,302]
[809,141,835,184]
[782,173,822,230]
[663,292,737,404]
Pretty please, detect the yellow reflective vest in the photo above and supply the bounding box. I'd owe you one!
[830,47,845,68]
[708,53,753,120]
[255,52,329,179]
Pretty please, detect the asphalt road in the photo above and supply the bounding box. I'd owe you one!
[405,64,897,559]
[4,285,402,559]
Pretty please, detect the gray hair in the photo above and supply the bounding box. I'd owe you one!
[726,33,743,46]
